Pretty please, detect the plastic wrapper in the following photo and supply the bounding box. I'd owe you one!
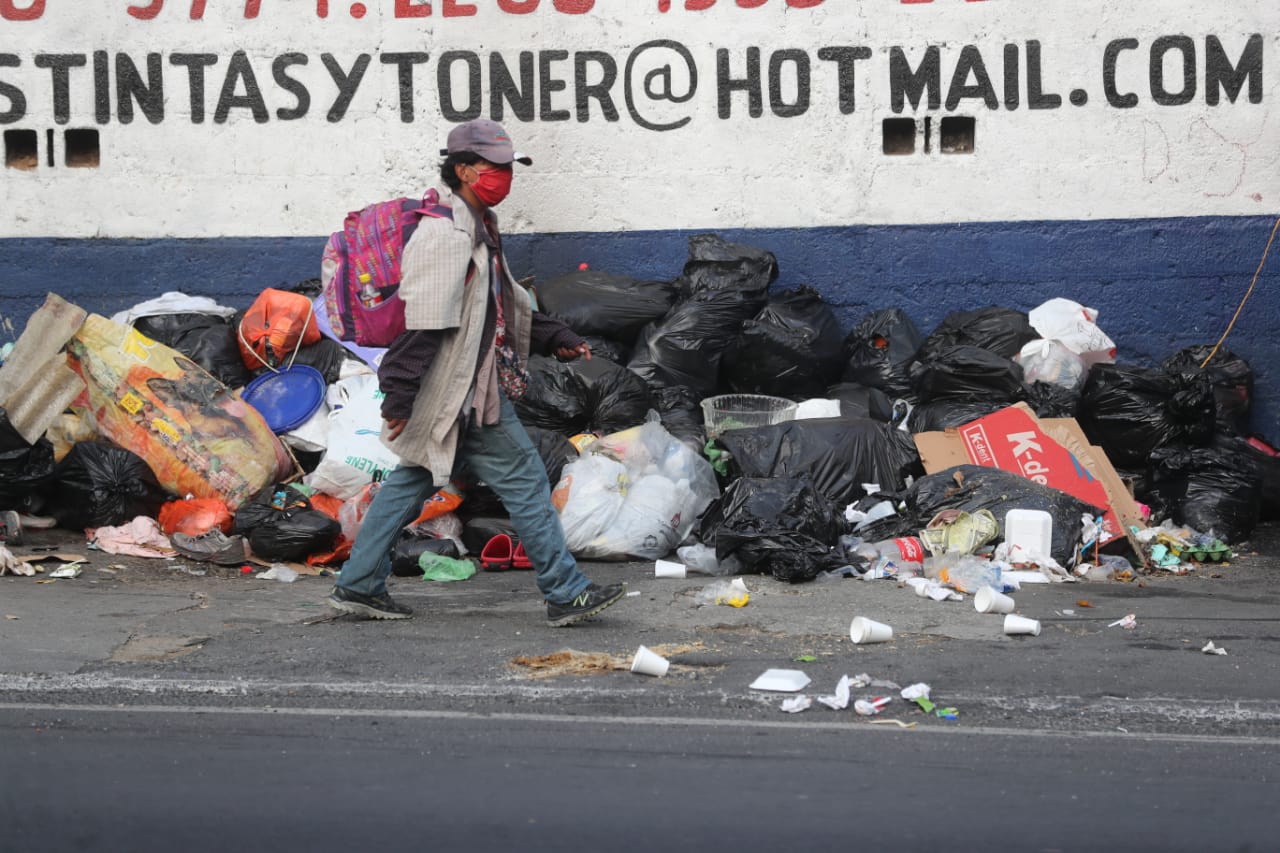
[721,286,845,400]
[65,314,291,509]
[1162,345,1253,436]
[916,306,1039,361]
[537,269,678,343]
[52,441,171,529]
[698,476,844,583]
[841,307,924,398]
[1078,364,1215,469]
[1142,445,1263,544]
[910,344,1025,403]
[717,417,921,507]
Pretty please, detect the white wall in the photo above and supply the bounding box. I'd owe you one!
[1,0,1276,237]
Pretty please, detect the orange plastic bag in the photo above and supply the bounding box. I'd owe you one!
[159,498,233,537]
[237,288,321,371]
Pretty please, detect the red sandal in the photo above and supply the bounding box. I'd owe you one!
[512,541,533,570]
[480,534,514,571]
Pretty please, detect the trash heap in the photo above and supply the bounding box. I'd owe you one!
[0,233,1276,587]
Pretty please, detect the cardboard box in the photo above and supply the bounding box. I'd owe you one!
[913,403,1145,555]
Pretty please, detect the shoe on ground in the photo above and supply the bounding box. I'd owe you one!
[170,529,248,565]
[0,511,23,547]
[546,582,625,627]
[328,585,413,620]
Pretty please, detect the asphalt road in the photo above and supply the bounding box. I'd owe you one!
[2,705,1275,853]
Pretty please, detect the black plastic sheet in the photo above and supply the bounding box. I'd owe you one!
[391,532,462,577]
[841,307,924,399]
[698,476,843,583]
[722,286,845,399]
[1143,445,1263,544]
[538,270,679,343]
[52,441,170,529]
[1078,364,1215,469]
[717,417,922,506]
[1162,345,1253,436]
[133,313,250,389]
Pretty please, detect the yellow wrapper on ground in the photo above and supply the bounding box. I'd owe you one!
[66,315,291,508]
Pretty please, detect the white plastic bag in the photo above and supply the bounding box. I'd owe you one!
[1014,339,1087,390]
[1027,298,1117,366]
[304,373,400,500]
[551,454,628,554]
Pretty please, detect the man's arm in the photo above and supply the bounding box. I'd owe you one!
[530,310,591,361]
[378,329,442,439]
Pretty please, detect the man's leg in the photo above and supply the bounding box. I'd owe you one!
[330,463,437,618]
[461,398,590,604]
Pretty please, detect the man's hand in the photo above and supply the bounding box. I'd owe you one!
[385,417,409,441]
[555,342,592,362]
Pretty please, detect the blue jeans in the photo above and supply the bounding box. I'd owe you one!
[336,394,591,605]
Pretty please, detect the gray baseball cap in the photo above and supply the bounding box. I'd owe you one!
[440,119,532,166]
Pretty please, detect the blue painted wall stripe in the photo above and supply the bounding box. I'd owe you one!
[2,214,1277,434]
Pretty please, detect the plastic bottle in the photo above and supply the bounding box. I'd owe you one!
[358,272,382,308]
[676,543,742,576]
[848,536,925,577]
[924,553,1002,594]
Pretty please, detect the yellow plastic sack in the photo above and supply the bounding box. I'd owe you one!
[65,315,291,509]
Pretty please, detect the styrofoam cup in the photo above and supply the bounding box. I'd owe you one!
[975,587,1016,614]
[850,617,894,644]
[631,645,670,677]
[654,559,686,579]
[1004,614,1042,636]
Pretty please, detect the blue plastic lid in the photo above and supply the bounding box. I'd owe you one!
[241,365,327,433]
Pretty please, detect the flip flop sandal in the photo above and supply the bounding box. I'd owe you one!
[512,541,533,570]
[480,533,514,571]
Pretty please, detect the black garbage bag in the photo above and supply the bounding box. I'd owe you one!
[1162,345,1253,436]
[391,532,462,577]
[524,425,580,489]
[698,476,844,583]
[580,335,632,366]
[841,308,924,399]
[675,233,778,300]
[910,345,1025,403]
[651,384,705,450]
[538,270,679,343]
[278,337,357,384]
[1078,364,1215,469]
[825,383,897,423]
[916,306,1039,361]
[717,417,922,507]
[627,285,768,397]
[906,399,1007,433]
[0,409,56,512]
[896,465,1096,566]
[1220,435,1280,521]
[513,355,592,435]
[52,441,170,529]
[133,313,250,388]
[1143,445,1263,544]
[234,490,340,562]
[568,357,653,435]
[1022,380,1080,419]
[721,286,846,399]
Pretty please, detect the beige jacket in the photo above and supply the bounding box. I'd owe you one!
[381,187,532,485]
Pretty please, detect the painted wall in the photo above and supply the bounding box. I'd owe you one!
[1,1,1278,430]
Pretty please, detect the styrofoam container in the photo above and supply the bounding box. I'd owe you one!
[1004,509,1053,557]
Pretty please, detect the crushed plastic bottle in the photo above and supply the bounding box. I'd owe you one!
[847,536,925,579]
[675,543,742,576]
[924,553,1002,594]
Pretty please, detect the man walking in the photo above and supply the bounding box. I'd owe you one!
[328,119,625,627]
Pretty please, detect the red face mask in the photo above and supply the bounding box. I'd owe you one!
[471,167,513,207]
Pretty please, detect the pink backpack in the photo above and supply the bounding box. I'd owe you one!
[321,190,453,347]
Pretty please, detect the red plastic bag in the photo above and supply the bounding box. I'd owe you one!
[237,288,322,370]
[158,498,233,537]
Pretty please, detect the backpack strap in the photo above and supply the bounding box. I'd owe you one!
[412,188,454,220]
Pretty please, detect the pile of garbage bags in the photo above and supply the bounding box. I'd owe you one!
[0,234,1275,584]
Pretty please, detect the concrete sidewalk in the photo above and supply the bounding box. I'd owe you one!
[3,523,1278,735]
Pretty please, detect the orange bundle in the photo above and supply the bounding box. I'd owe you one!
[237,289,321,370]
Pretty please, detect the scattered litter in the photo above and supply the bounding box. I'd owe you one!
[780,695,812,714]
[1201,641,1228,656]
[630,645,670,677]
[794,654,817,663]
[4,614,18,620]
[48,563,84,579]
[511,643,702,679]
[256,564,300,583]
[1109,613,1138,629]
[625,590,641,597]
[749,669,811,692]
[694,578,750,607]
[1075,600,1094,608]
[817,675,853,710]
[868,719,917,729]
[854,696,893,716]
[900,683,931,701]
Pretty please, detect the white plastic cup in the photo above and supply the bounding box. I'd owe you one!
[975,587,1016,614]
[631,645,670,677]
[850,617,894,644]
[654,559,687,579]
[1004,614,1042,636]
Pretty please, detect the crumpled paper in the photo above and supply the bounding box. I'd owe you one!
[1201,641,1228,656]
[1108,613,1137,629]
[780,695,812,714]
[817,675,852,710]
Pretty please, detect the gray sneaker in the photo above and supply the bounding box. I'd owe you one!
[171,529,249,565]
